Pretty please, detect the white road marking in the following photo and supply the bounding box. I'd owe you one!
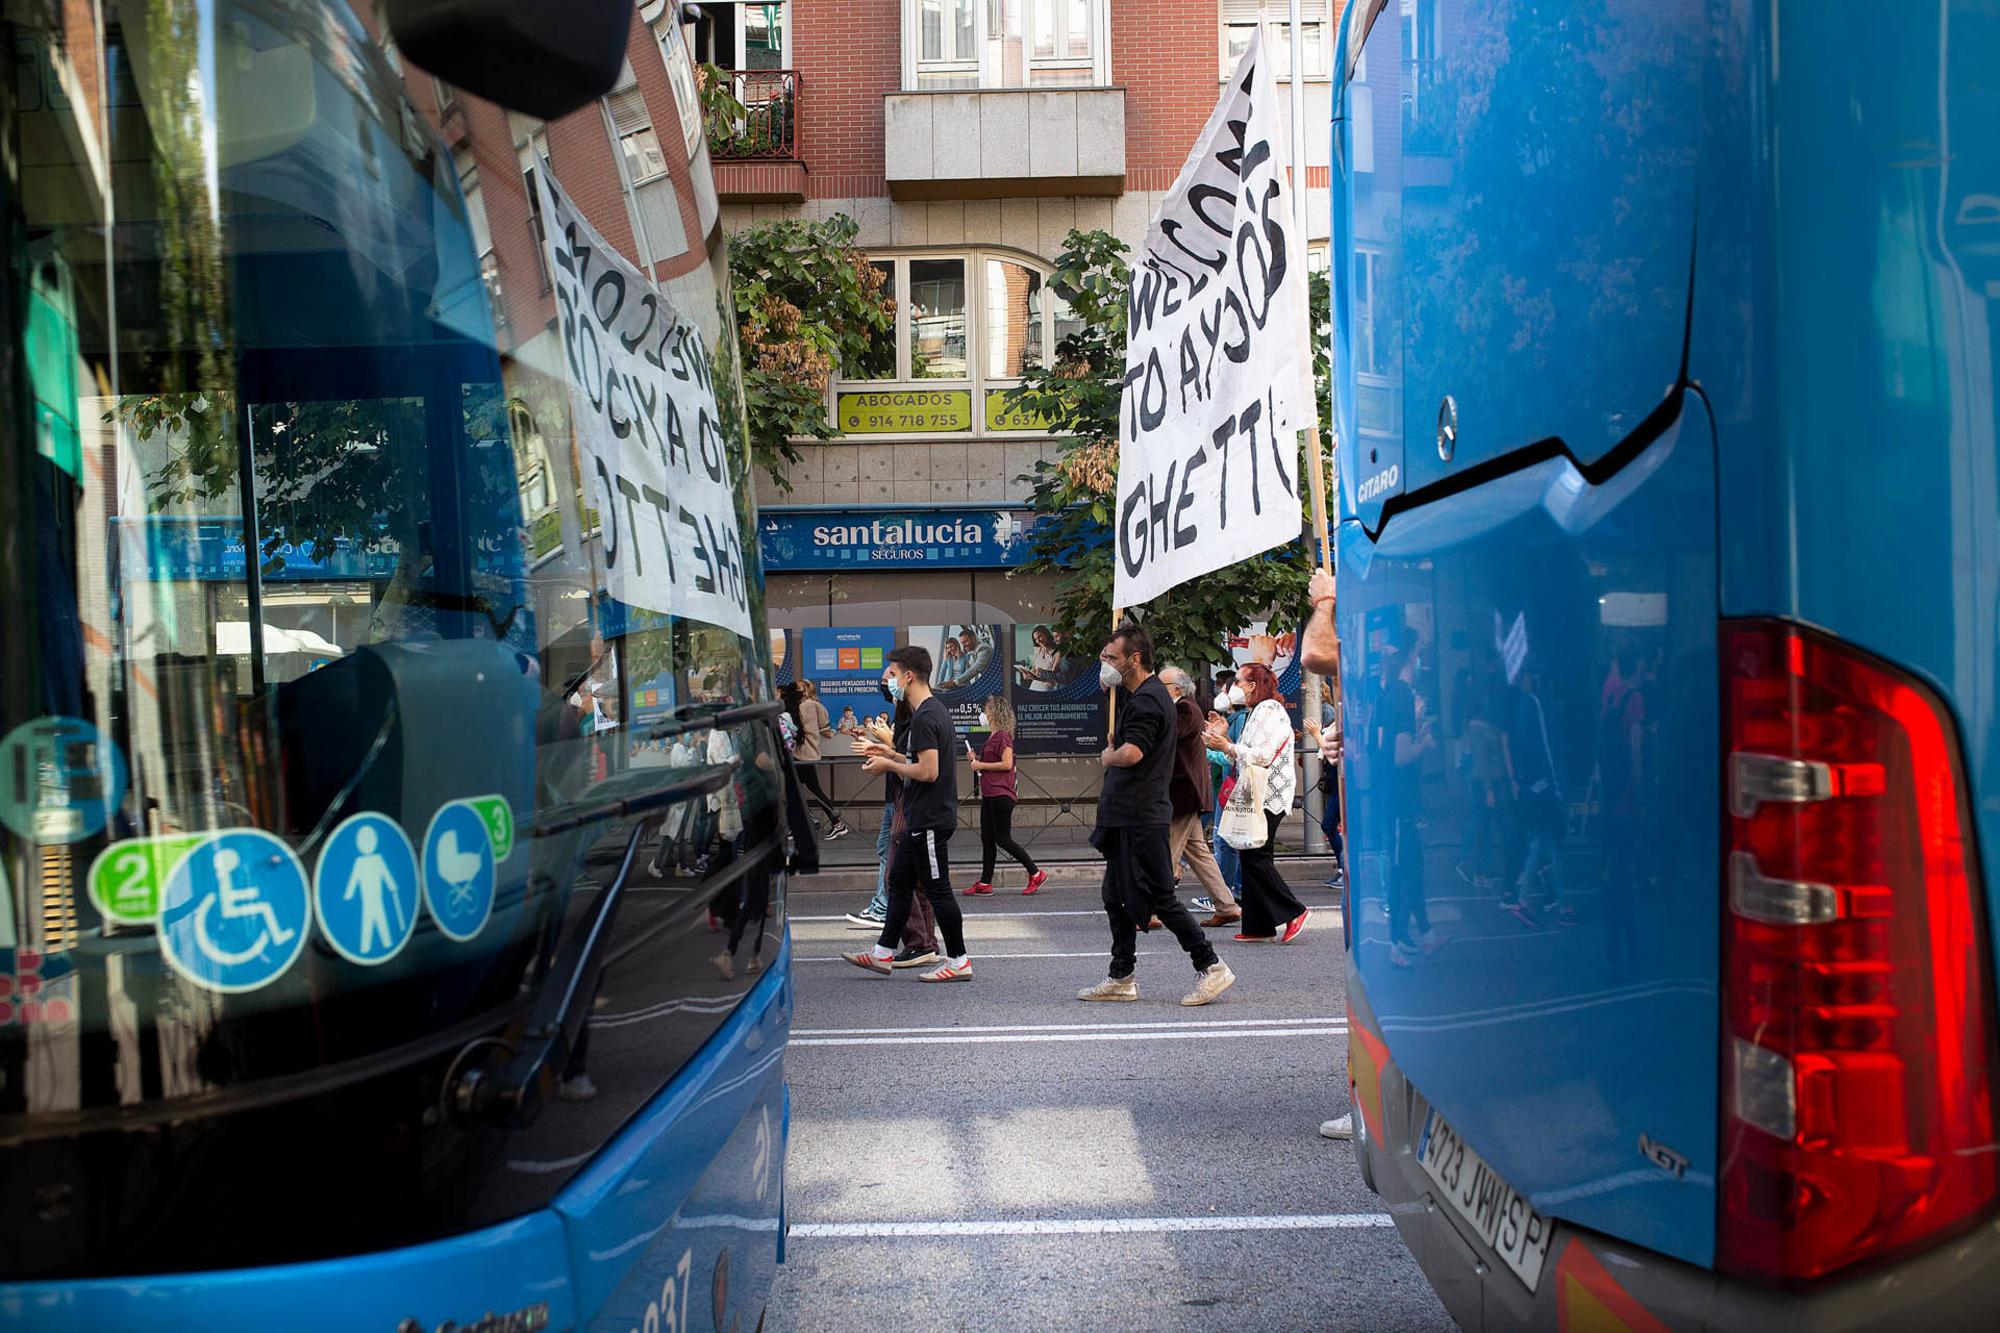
[789,1213,1394,1238]
[792,1020,1344,1040]
[794,1016,1345,1036]
[792,909,1110,921]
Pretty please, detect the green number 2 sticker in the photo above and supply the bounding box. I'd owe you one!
[87,834,208,924]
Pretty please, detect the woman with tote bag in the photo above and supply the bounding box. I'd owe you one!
[1205,663,1311,943]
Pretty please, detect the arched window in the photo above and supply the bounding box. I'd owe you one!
[832,248,1077,439]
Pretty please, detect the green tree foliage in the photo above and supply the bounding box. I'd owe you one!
[726,215,897,492]
[1003,230,1332,674]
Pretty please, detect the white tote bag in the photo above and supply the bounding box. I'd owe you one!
[1218,761,1270,850]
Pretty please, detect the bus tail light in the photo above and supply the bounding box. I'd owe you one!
[1719,620,1997,1282]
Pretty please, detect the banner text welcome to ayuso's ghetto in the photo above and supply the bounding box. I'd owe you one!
[1113,30,1311,609]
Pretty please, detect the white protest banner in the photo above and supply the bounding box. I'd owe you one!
[1113,30,1312,609]
[534,162,753,639]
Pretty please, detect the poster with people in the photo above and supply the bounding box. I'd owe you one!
[1008,624,1109,755]
[909,624,1005,736]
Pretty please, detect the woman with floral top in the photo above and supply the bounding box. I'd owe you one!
[1204,662,1311,943]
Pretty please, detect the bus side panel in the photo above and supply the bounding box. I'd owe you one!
[563,930,792,1331]
[1337,393,1721,1267]
[0,1215,577,1332]
[1699,1,2000,941]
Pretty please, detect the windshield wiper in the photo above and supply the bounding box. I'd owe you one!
[450,759,742,1128]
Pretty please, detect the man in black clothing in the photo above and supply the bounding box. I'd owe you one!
[843,645,973,983]
[1079,624,1236,1007]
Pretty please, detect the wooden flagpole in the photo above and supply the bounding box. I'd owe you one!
[1109,605,1124,738]
[1286,0,1336,854]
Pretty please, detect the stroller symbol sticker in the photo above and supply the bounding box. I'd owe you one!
[423,801,496,942]
[158,830,310,993]
[314,814,420,964]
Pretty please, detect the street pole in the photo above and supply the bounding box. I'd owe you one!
[1285,0,1333,856]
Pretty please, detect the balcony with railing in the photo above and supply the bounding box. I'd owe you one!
[705,68,807,202]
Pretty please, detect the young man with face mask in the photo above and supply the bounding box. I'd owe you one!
[844,667,942,966]
[844,646,972,983]
[1079,624,1236,1006]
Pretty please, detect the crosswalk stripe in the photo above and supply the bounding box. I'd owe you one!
[790,1214,1394,1238]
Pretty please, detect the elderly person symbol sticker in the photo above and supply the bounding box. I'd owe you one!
[424,800,497,942]
[314,813,421,965]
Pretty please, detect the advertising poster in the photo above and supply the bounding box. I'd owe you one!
[909,624,1004,736]
[1008,623,1108,755]
[1227,620,1308,727]
[799,626,897,731]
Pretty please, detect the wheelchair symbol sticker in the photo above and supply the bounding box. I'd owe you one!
[158,830,310,993]
[423,801,495,942]
[314,814,420,965]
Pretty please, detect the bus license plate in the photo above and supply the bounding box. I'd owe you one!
[1417,1108,1553,1292]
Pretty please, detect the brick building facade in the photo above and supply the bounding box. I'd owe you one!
[685,0,1335,647]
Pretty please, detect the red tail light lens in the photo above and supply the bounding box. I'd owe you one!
[1719,620,1996,1281]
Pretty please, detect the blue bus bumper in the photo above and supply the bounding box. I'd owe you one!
[0,932,793,1333]
[1347,973,2000,1331]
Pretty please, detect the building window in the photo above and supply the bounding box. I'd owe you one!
[1401,0,1444,150]
[909,258,968,379]
[904,0,1109,90]
[833,249,1073,435]
[1220,0,1331,81]
[1352,247,1382,379]
[608,87,669,183]
[659,15,705,159]
[1306,241,1329,274]
[455,149,493,258]
[846,262,899,381]
[985,259,1043,378]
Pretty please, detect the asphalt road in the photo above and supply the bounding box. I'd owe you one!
[765,874,1455,1332]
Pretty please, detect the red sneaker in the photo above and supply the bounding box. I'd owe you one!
[963,882,995,896]
[1232,932,1278,943]
[1023,870,1048,895]
[1281,911,1310,944]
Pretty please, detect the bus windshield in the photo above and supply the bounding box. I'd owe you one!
[1,0,779,1277]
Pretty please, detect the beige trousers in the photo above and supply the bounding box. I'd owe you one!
[1169,812,1236,911]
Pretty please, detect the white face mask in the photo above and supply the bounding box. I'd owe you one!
[1099,661,1123,690]
[1227,685,1248,708]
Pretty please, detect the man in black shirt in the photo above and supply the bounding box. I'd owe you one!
[843,645,972,983]
[1080,623,1235,1006]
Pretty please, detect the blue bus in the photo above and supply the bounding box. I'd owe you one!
[0,3,803,1328]
[1332,0,1999,1325]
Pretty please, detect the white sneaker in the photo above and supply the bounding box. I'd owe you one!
[1319,1113,1355,1140]
[1181,962,1237,1007]
[1077,975,1139,1002]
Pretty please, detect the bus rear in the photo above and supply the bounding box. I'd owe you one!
[1332,1,2000,1326]
[0,3,796,1328]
